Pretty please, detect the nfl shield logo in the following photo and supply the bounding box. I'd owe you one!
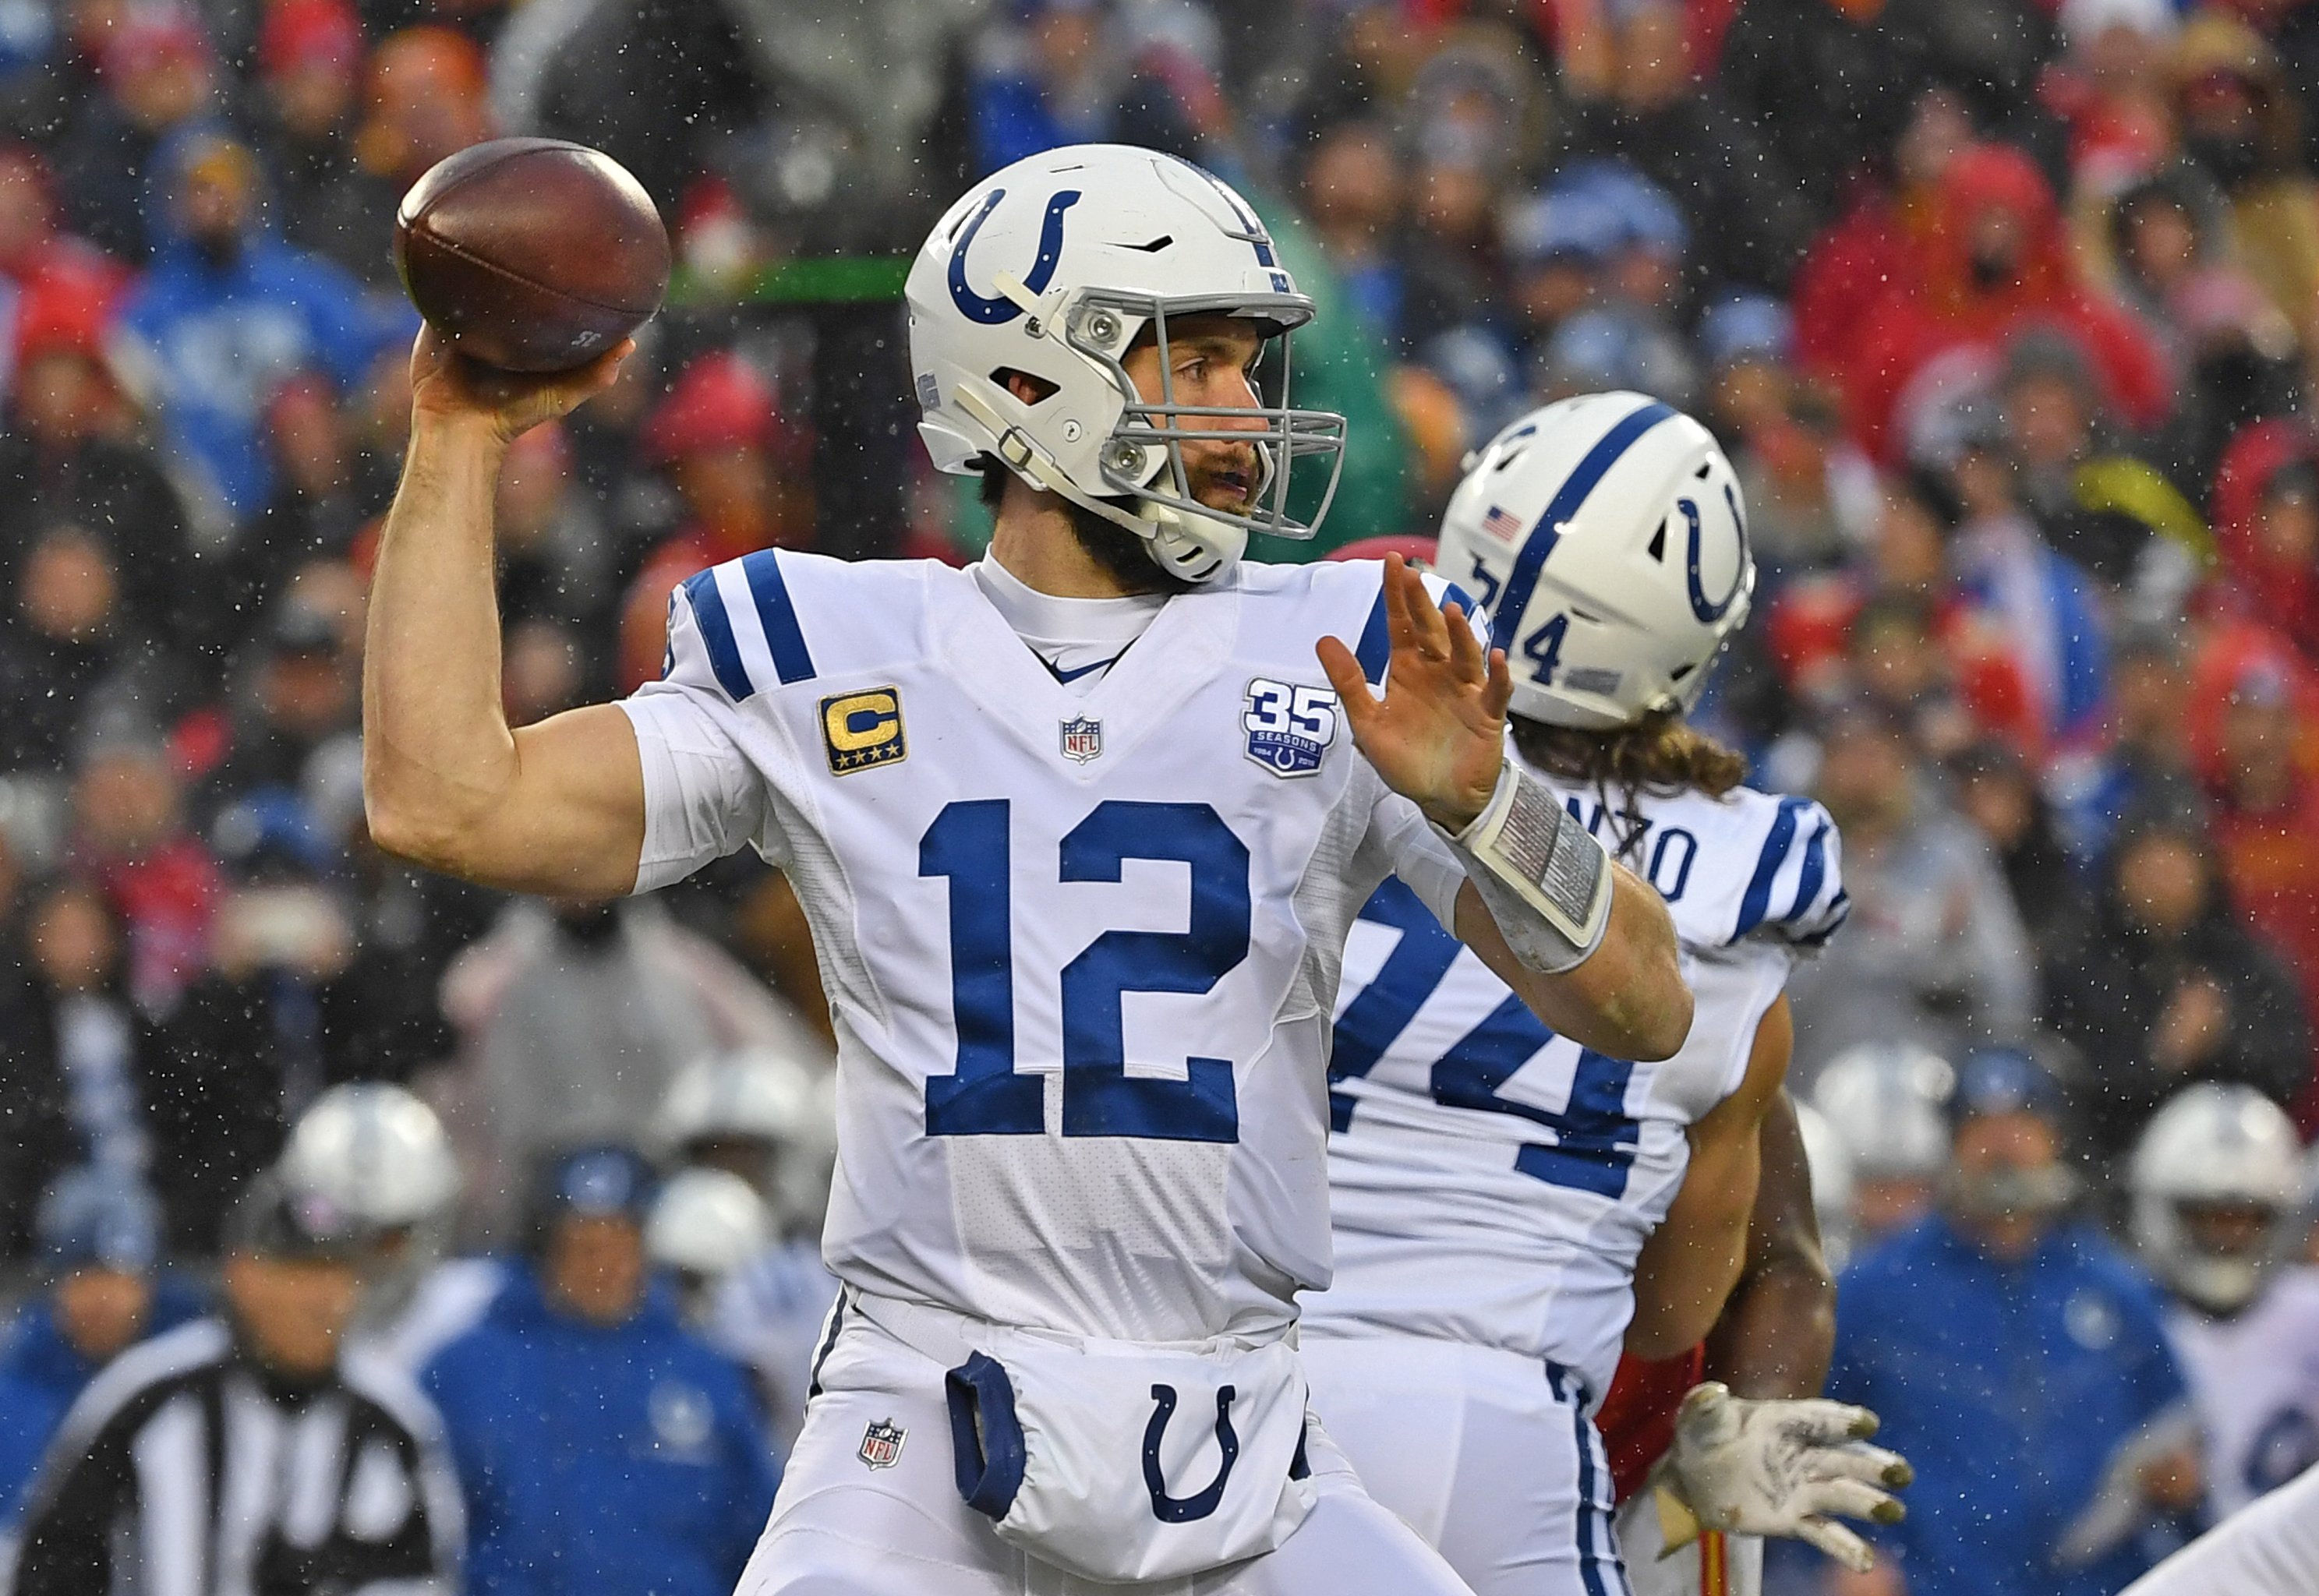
[1059,715,1104,764]
[858,1418,906,1470]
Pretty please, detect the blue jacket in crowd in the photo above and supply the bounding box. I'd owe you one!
[421,1269,780,1596]
[1827,1214,2190,1596]
[0,1276,206,1525]
[118,228,409,518]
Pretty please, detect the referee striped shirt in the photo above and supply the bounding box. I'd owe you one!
[7,1319,462,1595]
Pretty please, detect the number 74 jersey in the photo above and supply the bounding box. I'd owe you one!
[1309,768,1847,1400]
[620,549,1477,1344]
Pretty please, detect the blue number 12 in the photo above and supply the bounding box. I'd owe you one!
[919,800,1249,1143]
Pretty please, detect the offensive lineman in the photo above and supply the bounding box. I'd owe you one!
[1303,396,1907,1594]
[361,144,1690,1594]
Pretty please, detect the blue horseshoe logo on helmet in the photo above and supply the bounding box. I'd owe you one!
[1144,1383,1239,1524]
[948,187,1083,325]
[1682,486,1751,623]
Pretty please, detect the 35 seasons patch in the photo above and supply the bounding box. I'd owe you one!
[822,687,907,775]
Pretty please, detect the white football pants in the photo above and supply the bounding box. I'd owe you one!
[1301,1333,1634,1596]
[734,1304,1476,1596]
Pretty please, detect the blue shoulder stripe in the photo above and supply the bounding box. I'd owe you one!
[1732,795,1808,942]
[680,569,755,701]
[741,549,816,685]
[1354,585,1391,684]
[1352,581,1483,686]
[1490,400,1676,655]
[1785,816,1832,924]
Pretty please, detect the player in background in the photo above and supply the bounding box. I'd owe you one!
[361,143,1692,1594]
[1808,1042,1957,1245]
[2130,1084,2319,1524]
[1303,394,1906,1596]
[278,1082,514,1379]
[653,1047,840,1457]
[2119,1464,2319,1595]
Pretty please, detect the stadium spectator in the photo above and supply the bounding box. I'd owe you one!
[617,350,803,690]
[248,0,390,288]
[0,1169,201,1536]
[1561,0,1813,295]
[2048,620,2200,865]
[8,1167,464,1594]
[1300,119,1409,349]
[0,880,165,1258]
[1951,737,2097,968]
[2169,13,2319,333]
[0,524,152,775]
[115,132,410,521]
[352,26,496,203]
[1841,141,2171,461]
[2211,415,2319,663]
[0,301,204,673]
[68,733,219,1014]
[422,1145,778,1596]
[1940,427,2112,752]
[1998,327,2208,613]
[1827,1049,2194,1596]
[1787,706,2037,1086]
[433,895,825,1243]
[47,6,220,263]
[232,376,373,632]
[2045,798,2312,1154]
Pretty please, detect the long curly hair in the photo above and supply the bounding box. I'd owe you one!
[1511,709,1748,860]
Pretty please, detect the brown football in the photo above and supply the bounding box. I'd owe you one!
[392,138,670,373]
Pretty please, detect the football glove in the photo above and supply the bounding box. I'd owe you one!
[1646,1382,1912,1573]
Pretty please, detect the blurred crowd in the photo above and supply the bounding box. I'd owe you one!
[7,0,2319,1591]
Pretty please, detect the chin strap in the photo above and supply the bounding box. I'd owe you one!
[953,383,1236,584]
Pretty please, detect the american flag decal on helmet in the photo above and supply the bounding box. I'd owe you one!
[1480,506,1523,543]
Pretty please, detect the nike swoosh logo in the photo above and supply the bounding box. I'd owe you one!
[1049,657,1119,684]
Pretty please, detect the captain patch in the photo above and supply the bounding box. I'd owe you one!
[822,687,907,775]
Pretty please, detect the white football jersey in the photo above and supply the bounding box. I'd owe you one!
[1307,767,1846,1400]
[620,549,1476,1344]
[2167,1266,2319,1519]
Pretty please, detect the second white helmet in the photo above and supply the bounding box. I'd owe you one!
[907,143,1347,585]
[653,1047,821,1152]
[1438,392,1752,730]
[646,1167,774,1281]
[2131,1084,2305,1315]
[281,1082,461,1231]
[1811,1043,1956,1180]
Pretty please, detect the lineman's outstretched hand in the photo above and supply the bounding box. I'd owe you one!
[1653,1382,1912,1573]
[408,326,633,447]
[1317,553,1513,834]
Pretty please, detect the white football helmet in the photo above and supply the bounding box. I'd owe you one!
[652,1046,820,1152]
[907,143,1346,584]
[2131,1084,2304,1315]
[645,1167,773,1282]
[1792,1100,1858,1272]
[1811,1043,1955,1180]
[1438,392,1752,729]
[281,1082,461,1231]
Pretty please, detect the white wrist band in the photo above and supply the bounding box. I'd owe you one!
[1440,759,1613,975]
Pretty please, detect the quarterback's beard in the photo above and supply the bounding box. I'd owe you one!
[1068,497,1199,596]
[1073,445,1262,594]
